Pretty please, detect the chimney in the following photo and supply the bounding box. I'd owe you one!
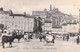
[9,10,13,14]
[24,12,26,16]
[0,7,3,11]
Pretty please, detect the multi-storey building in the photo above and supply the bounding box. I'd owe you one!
[0,8,34,32]
[44,18,52,33]
[0,8,12,28]
[32,10,47,19]
[62,22,79,34]
[9,14,34,32]
[32,5,78,34]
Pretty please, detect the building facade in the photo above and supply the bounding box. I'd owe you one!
[44,18,52,33]
[0,8,34,32]
[62,23,79,34]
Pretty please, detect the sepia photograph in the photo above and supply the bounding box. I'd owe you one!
[0,0,80,52]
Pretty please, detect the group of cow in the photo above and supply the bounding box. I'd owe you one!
[1,31,33,48]
[0,31,56,49]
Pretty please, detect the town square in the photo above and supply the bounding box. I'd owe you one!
[0,0,80,52]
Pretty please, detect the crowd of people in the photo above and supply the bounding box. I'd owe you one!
[7,30,56,44]
[63,34,69,41]
[0,30,80,48]
[5,30,80,44]
[63,34,80,44]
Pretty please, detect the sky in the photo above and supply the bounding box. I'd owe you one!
[0,0,80,16]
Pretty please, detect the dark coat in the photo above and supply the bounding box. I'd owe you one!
[2,35,14,43]
[39,34,43,39]
[77,36,79,44]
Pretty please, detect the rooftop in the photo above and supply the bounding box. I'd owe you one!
[45,18,52,23]
[0,11,10,14]
[10,14,24,16]
[10,14,34,18]
[52,26,62,28]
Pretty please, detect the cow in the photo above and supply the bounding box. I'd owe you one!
[2,35,15,48]
[14,35,24,42]
[12,31,24,42]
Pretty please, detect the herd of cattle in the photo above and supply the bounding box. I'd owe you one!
[2,31,77,49]
[1,30,79,49]
[0,31,34,48]
[0,31,55,49]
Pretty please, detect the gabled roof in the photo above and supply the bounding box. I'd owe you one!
[32,11,44,13]
[32,11,46,15]
[52,26,62,28]
[62,22,77,26]
[67,22,77,24]
[0,11,10,14]
[45,18,52,23]
[62,23,67,26]
[10,13,34,18]
[10,14,24,16]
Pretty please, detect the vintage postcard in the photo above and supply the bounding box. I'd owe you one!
[0,0,80,52]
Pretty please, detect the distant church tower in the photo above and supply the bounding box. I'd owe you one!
[50,5,52,11]
[54,5,55,9]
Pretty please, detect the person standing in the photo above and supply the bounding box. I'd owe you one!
[52,35,55,43]
[24,33,28,41]
[77,35,79,44]
[63,34,65,40]
[67,34,69,41]
[39,33,43,42]
[12,30,17,36]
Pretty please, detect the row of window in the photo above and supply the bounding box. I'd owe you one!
[14,25,33,28]
[2,20,33,23]
[1,21,33,26]
[1,16,34,20]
